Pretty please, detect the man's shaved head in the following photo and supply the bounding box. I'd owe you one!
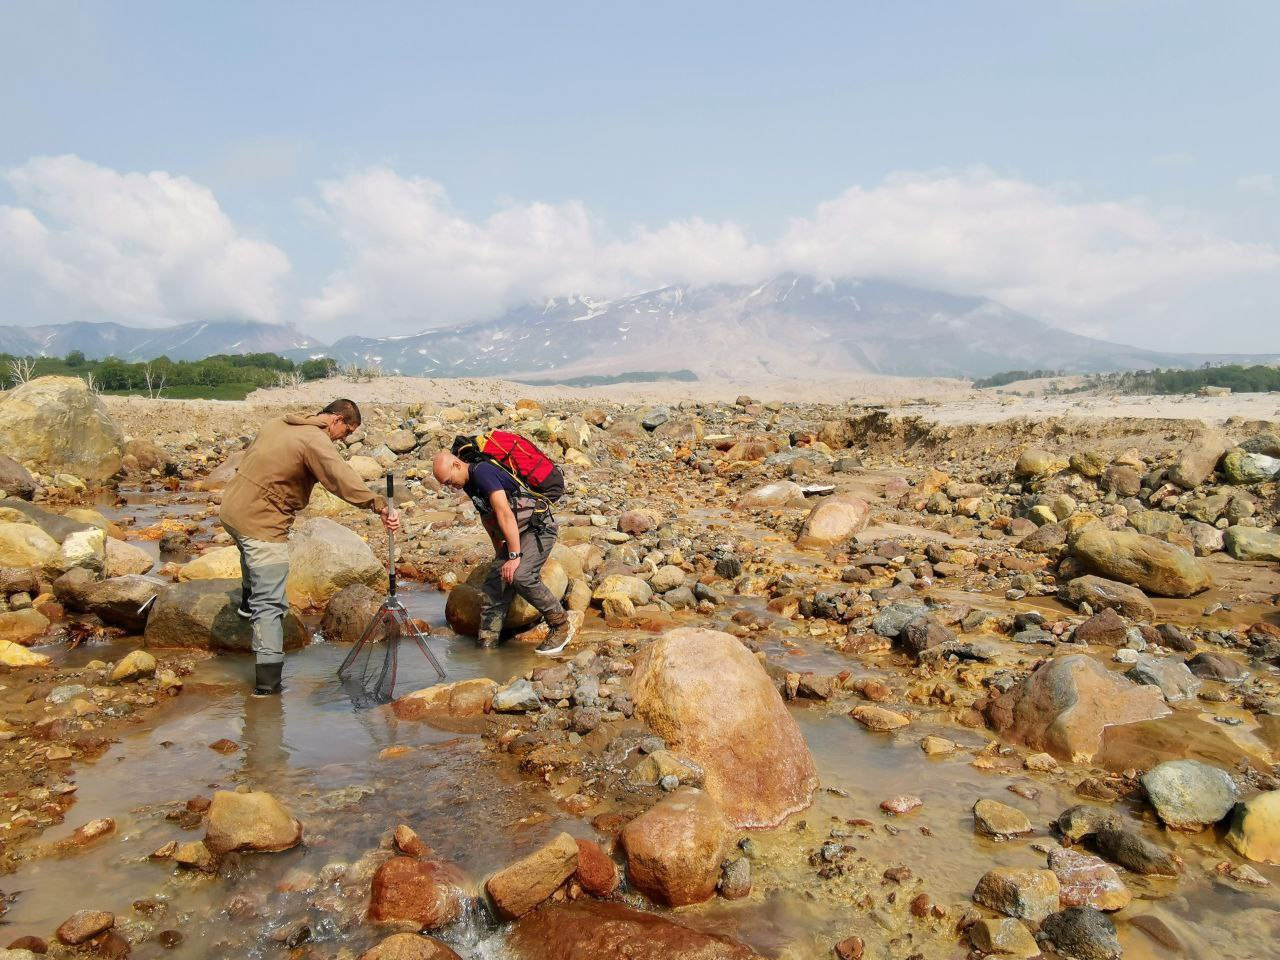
[433,451,468,488]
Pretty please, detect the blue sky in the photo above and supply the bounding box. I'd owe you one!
[1,0,1277,351]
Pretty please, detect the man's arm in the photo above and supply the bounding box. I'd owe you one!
[488,490,523,585]
[481,513,506,556]
[303,435,387,513]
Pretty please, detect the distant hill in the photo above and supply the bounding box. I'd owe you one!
[3,276,1275,378]
[0,320,322,362]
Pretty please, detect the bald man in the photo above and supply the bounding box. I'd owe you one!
[433,450,572,655]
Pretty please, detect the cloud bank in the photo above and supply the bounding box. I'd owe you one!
[0,155,288,326]
[3,154,1277,350]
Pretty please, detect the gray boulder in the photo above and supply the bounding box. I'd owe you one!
[144,580,307,653]
[1040,907,1121,960]
[0,455,36,500]
[1058,575,1154,620]
[1140,759,1239,831]
[1125,654,1201,702]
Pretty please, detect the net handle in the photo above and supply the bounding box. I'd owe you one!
[386,474,396,597]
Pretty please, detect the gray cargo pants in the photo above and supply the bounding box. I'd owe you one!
[223,522,290,666]
[478,506,566,640]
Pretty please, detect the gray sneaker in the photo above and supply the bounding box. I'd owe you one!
[535,611,579,656]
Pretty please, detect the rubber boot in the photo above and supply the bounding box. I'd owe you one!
[476,631,501,650]
[253,661,283,697]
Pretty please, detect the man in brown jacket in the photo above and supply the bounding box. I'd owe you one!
[219,398,398,695]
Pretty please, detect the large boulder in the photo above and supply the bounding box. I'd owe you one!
[204,790,302,854]
[1223,526,1280,563]
[735,481,805,510]
[0,522,60,573]
[287,517,383,608]
[1168,432,1231,489]
[367,856,467,930]
[0,377,123,482]
[143,580,307,653]
[192,451,243,491]
[1221,449,1280,485]
[631,627,819,828]
[506,900,762,960]
[984,654,1170,762]
[178,546,242,581]
[795,494,870,549]
[1070,526,1211,597]
[1140,760,1239,831]
[62,574,165,633]
[320,583,384,642]
[620,788,730,907]
[444,559,568,636]
[0,498,94,543]
[1225,789,1280,864]
[104,538,154,577]
[0,609,50,646]
[0,454,36,500]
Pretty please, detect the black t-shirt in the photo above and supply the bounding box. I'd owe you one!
[464,462,522,515]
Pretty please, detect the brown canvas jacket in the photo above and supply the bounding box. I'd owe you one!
[218,414,385,542]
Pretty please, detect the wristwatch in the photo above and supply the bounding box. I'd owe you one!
[507,551,523,560]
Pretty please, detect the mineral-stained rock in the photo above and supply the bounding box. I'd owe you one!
[1223,526,1280,563]
[486,832,579,920]
[1124,654,1201,703]
[1221,449,1280,485]
[505,900,763,960]
[1048,847,1131,911]
[1070,526,1211,597]
[393,679,497,722]
[972,868,1060,922]
[1186,651,1245,682]
[851,705,911,731]
[0,377,123,482]
[1056,805,1121,843]
[984,654,1170,762]
[973,798,1033,839]
[630,628,818,829]
[1057,576,1155,620]
[368,856,467,930]
[55,910,115,946]
[0,609,50,645]
[1225,789,1280,864]
[1092,825,1180,876]
[795,494,871,549]
[1040,907,1121,960]
[1016,449,1062,478]
[620,788,730,907]
[966,918,1040,958]
[1072,608,1128,646]
[1140,759,1239,831]
[320,583,384,643]
[574,838,620,898]
[111,649,157,683]
[359,933,462,960]
[735,481,805,510]
[204,790,303,855]
[0,637,51,666]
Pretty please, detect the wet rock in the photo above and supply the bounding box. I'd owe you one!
[972,867,1060,922]
[1039,907,1121,960]
[1225,789,1280,864]
[718,855,751,899]
[967,918,1040,958]
[1072,609,1128,646]
[173,840,217,872]
[1186,651,1245,682]
[111,649,157,683]
[1056,806,1122,842]
[880,795,922,815]
[84,575,165,632]
[54,910,115,946]
[0,637,51,666]
[0,453,36,500]
[1058,576,1155,620]
[0,522,60,573]
[574,838,619,898]
[0,376,123,482]
[985,654,1170,762]
[1093,825,1180,876]
[631,627,818,829]
[1140,759,1239,831]
[1070,526,1211,597]
[1049,847,1131,911]
[368,857,467,930]
[795,494,870,549]
[851,705,910,732]
[1223,526,1280,563]
[144,580,307,653]
[0,609,50,646]
[505,899,762,960]
[1124,654,1200,703]
[359,933,462,960]
[204,789,303,855]
[486,832,579,920]
[898,616,955,659]
[393,679,497,722]
[973,799,1033,839]
[288,517,384,608]
[621,788,730,907]
[920,735,957,756]
[735,481,805,510]
[871,601,927,637]
[320,583,384,643]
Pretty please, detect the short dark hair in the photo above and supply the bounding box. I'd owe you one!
[320,398,362,427]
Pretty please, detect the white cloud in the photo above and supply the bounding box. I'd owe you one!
[1237,173,1276,196]
[306,166,1280,345]
[0,154,289,326]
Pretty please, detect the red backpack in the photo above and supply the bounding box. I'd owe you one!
[451,430,566,502]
